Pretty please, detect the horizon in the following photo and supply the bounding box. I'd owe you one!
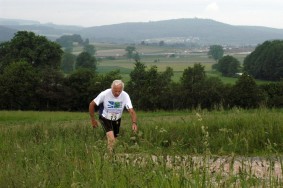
[1,0,283,29]
[1,17,282,30]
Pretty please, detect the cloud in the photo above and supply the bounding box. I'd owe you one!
[205,2,219,12]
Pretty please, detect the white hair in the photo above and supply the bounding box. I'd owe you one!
[111,80,124,90]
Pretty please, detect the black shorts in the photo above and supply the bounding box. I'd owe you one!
[99,116,121,137]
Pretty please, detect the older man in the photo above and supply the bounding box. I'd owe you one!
[89,80,138,152]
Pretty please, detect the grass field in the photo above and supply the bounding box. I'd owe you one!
[1,109,283,187]
[73,42,272,84]
[92,43,253,84]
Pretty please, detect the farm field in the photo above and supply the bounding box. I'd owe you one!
[90,43,262,84]
[1,109,283,187]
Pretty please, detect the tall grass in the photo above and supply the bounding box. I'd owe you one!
[0,108,282,187]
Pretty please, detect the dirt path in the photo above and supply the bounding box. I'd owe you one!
[115,154,283,180]
[185,156,282,179]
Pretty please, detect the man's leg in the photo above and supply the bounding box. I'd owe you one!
[99,116,115,153]
[106,131,115,153]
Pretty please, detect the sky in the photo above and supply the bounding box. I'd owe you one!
[1,0,283,29]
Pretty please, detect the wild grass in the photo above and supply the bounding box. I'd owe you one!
[1,108,282,187]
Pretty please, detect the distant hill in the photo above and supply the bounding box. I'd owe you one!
[0,18,84,41]
[1,18,283,45]
[80,18,283,45]
[0,26,17,42]
[0,18,40,25]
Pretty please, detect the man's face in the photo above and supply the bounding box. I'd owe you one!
[112,84,123,97]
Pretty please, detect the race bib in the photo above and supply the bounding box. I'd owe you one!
[105,111,121,120]
[104,100,123,120]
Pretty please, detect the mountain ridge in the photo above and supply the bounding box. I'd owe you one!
[1,18,283,46]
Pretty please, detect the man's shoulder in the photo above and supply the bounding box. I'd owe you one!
[95,88,111,99]
[101,88,111,95]
[104,88,112,93]
[121,90,129,96]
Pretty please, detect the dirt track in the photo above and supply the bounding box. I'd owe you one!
[115,154,283,180]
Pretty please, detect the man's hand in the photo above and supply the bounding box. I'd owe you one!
[91,119,98,128]
[132,123,138,133]
[89,101,98,128]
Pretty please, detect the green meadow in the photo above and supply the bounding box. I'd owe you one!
[92,43,251,84]
[1,109,283,187]
[1,43,279,187]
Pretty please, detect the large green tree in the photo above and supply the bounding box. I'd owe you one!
[229,73,264,108]
[217,55,241,77]
[0,61,39,110]
[178,63,226,109]
[66,69,96,111]
[75,52,97,70]
[260,82,283,107]
[125,46,136,59]
[243,40,283,81]
[127,62,148,110]
[125,46,140,61]
[180,63,207,108]
[127,62,174,110]
[156,67,174,110]
[83,44,96,56]
[208,45,224,61]
[36,68,69,110]
[0,31,63,72]
[56,34,84,48]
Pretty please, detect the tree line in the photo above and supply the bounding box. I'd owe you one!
[0,31,283,111]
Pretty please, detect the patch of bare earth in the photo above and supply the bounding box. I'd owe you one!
[114,154,283,180]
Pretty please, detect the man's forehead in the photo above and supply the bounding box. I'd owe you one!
[113,84,123,89]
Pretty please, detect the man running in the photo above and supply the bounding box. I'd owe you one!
[89,80,138,153]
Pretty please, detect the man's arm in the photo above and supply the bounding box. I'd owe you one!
[128,108,138,133]
[89,101,98,128]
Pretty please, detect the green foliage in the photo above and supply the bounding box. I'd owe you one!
[0,61,39,110]
[61,52,76,73]
[56,34,84,48]
[133,52,141,62]
[127,62,147,109]
[83,44,96,55]
[208,45,224,61]
[180,63,206,108]
[181,63,206,85]
[36,68,69,110]
[200,77,226,109]
[1,37,283,111]
[229,73,265,108]
[243,40,283,81]
[260,82,283,107]
[127,62,174,110]
[88,70,122,97]
[65,69,96,111]
[178,63,228,109]
[0,31,63,72]
[217,55,241,77]
[125,45,140,61]
[159,40,165,46]
[75,51,97,70]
